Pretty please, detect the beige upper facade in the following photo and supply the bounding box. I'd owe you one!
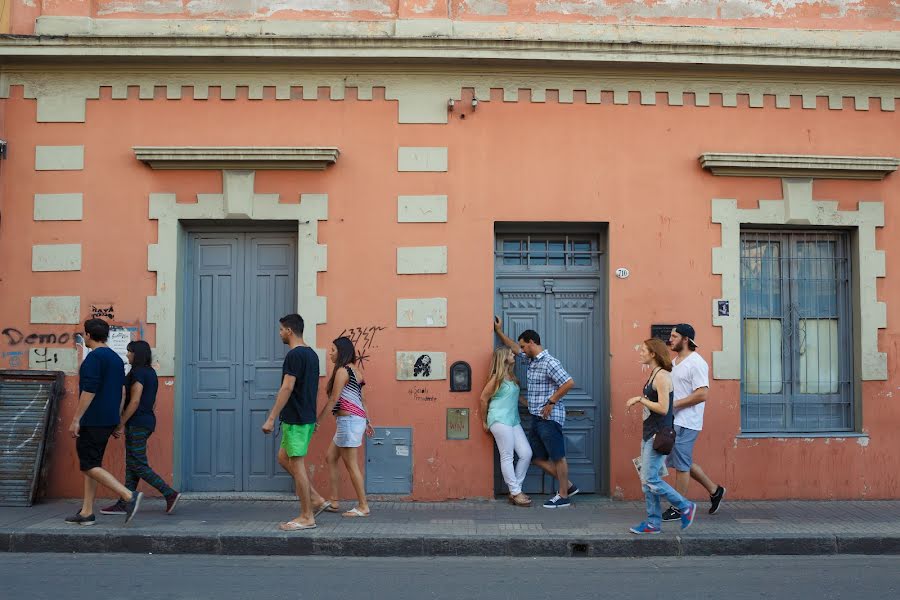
[4,0,899,37]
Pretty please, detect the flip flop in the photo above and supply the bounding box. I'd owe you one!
[342,507,370,518]
[279,521,317,531]
[312,501,332,517]
[323,504,341,513]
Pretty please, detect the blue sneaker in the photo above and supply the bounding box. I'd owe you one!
[629,522,661,535]
[542,494,572,509]
[680,502,697,530]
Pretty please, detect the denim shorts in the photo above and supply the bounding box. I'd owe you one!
[527,418,566,462]
[666,425,700,471]
[334,415,367,448]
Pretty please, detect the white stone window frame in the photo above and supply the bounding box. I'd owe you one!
[704,154,896,383]
[138,147,335,376]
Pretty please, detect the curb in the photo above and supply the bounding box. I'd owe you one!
[3,530,899,557]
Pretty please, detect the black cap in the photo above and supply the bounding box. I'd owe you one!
[674,323,698,347]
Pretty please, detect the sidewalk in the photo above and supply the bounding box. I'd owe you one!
[2,496,898,557]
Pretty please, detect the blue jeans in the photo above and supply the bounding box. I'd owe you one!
[641,437,691,528]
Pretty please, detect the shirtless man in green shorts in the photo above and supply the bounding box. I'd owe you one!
[263,313,328,531]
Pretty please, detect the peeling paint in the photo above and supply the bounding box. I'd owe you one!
[462,0,509,15]
[410,0,438,14]
[536,0,865,21]
[98,0,394,16]
[857,436,870,447]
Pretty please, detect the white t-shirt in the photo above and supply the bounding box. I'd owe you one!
[671,352,709,431]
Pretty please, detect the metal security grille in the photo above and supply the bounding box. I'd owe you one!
[495,236,602,270]
[740,230,853,433]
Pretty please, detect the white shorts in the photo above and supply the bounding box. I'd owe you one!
[334,415,367,448]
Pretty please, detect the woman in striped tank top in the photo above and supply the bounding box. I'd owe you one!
[319,336,374,517]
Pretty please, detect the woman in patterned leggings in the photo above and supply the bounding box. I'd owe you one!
[101,341,180,515]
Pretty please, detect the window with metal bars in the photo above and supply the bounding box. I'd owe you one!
[740,230,854,433]
[495,236,600,270]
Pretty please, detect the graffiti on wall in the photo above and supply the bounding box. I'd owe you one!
[2,328,76,346]
[1,351,24,368]
[413,355,432,377]
[408,385,438,402]
[89,305,115,320]
[337,325,386,367]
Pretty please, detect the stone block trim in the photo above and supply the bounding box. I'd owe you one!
[397,246,448,274]
[396,351,447,381]
[36,95,90,123]
[30,296,81,324]
[397,298,448,328]
[34,194,83,221]
[35,146,84,171]
[28,348,78,374]
[398,147,448,172]
[700,153,900,180]
[4,68,896,127]
[25,18,900,75]
[711,178,886,381]
[398,195,448,223]
[147,186,328,377]
[32,244,82,271]
[134,146,339,170]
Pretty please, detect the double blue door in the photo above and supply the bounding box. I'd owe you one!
[494,232,607,495]
[183,230,297,492]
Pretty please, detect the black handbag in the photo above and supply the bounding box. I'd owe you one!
[653,424,676,455]
[653,393,677,455]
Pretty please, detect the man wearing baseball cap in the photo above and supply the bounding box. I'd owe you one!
[662,324,726,522]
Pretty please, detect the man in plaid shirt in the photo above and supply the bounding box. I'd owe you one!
[494,317,579,508]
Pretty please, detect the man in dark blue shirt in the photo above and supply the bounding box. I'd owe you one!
[262,313,326,531]
[65,318,143,526]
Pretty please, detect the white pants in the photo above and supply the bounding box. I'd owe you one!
[489,422,532,496]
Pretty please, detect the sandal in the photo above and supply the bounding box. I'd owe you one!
[312,501,332,517]
[509,493,532,507]
[279,520,316,531]
[323,504,341,513]
[342,507,370,518]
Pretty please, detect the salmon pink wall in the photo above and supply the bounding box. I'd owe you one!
[1,86,898,501]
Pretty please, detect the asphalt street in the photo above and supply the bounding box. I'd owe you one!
[2,553,898,599]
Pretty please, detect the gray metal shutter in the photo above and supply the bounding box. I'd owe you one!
[0,370,64,506]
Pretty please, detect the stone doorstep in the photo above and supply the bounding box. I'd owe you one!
[1,529,899,558]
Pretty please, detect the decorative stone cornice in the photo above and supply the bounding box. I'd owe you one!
[0,18,897,72]
[133,146,339,170]
[699,153,900,180]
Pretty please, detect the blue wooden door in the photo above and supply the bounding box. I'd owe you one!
[494,233,606,495]
[243,234,297,492]
[184,231,297,492]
